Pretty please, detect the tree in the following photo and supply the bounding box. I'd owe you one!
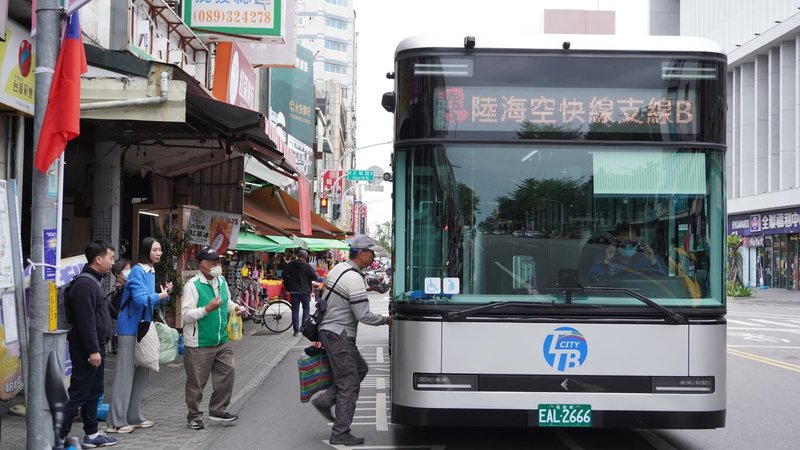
[372,221,392,255]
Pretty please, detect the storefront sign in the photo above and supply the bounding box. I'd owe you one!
[0,20,34,115]
[212,42,257,111]
[322,170,344,197]
[729,207,800,237]
[238,0,296,67]
[186,208,241,253]
[184,0,283,41]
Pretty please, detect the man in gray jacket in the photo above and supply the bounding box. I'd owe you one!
[312,235,391,446]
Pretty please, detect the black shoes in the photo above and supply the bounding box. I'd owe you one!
[329,433,365,446]
[208,412,238,422]
[312,399,335,422]
[188,419,204,430]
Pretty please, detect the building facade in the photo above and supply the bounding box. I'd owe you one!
[682,0,800,289]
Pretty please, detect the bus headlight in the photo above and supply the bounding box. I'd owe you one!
[652,377,715,394]
[414,373,477,390]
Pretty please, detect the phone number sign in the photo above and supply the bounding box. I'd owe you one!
[184,0,283,38]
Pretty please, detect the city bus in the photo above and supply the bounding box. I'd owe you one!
[382,34,726,428]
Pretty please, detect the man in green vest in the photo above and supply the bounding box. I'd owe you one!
[181,246,246,430]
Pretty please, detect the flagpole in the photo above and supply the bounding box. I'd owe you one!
[30,1,64,448]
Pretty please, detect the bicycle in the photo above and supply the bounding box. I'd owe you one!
[239,296,293,333]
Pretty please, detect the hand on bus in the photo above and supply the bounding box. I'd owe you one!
[205,297,222,313]
[385,315,392,327]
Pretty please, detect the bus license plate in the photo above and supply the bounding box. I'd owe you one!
[538,404,592,427]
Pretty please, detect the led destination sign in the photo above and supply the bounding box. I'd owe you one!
[433,86,697,134]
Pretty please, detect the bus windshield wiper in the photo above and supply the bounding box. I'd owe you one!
[576,286,689,325]
[446,301,565,321]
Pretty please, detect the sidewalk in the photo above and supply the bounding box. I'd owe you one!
[0,321,303,449]
[734,287,800,304]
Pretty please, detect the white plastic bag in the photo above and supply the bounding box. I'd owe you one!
[155,321,179,364]
[134,322,160,372]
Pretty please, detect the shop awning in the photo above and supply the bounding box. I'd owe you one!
[232,232,285,252]
[244,187,344,239]
[295,237,349,251]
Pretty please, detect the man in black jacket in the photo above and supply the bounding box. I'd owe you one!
[282,249,320,336]
[62,240,117,448]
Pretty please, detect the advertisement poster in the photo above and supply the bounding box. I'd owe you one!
[0,292,21,400]
[186,208,241,254]
[0,20,34,115]
[43,228,57,281]
[0,180,13,288]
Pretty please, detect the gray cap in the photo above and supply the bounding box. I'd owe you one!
[349,234,380,252]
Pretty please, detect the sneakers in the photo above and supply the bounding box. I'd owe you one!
[130,419,155,429]
[293,332,301,337]
[82,432,118,448]
[312,399,335,422]
[208,412,238,422]
[103,426,133,434]
[329,433,365,446]
[188,418,205,430]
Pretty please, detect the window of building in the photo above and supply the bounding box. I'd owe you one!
[325,62,347,75]
[326,0,348,5]
[325,17,348,30]
[325,40,348,52]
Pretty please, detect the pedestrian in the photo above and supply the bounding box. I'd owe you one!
[311,235,392,446]
[282,249,320,336]
[181,246,246,430]
[62,240,117,448]
[107,237,172,434]
[107,257,132,355]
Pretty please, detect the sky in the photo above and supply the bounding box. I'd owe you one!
[352,0,650,231]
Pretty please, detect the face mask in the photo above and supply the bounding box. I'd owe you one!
[121,269,131,280]
[209,266,223,277]
[618,246,637,258]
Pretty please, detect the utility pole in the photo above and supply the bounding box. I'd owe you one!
[29,1,65,448]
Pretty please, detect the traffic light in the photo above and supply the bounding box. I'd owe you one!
[320,197,328,214]
[332,203,340,220]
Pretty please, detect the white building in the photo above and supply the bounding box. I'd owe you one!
[682,0,800,289]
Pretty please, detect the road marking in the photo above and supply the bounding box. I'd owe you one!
[377,377,386,390]
[751,318,800,328]
[553,429,584,450]
[635,429,678,450]
[728,348,800,373]
[728,345,800,349]
[727,318,763,327]
[324,443,445,449]
[377,346,385,363]
[376,392,388,431]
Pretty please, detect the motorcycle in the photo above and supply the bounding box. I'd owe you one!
[45,350,82,450]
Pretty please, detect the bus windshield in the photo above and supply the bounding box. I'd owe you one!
[397,144,725,308]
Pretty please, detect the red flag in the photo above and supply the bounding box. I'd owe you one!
[298,175,312,236]
[34,11,87,173]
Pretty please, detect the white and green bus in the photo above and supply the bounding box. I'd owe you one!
[383,34,726,428]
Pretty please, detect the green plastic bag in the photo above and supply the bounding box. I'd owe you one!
[155,322,178,365]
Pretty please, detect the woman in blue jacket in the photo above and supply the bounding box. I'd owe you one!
[106,237,172,433]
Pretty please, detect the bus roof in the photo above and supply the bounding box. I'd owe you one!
[396,34,725,56]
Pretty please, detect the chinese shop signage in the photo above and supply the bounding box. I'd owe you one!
[0,20,34,115]
[186,208,241,253]
[433,86,696,134]
[212,42,257,110]
[184,0,283,41]
[729,208,800,237]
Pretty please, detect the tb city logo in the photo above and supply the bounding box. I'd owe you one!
[542,327,588,372]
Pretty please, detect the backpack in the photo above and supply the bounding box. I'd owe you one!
[56,272,104,331]
[107,285,124,320]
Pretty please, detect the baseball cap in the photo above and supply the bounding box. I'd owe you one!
[349,235,380,252]
[197,246,221,262]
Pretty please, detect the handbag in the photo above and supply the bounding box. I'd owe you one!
[297,352,333,403]
[300,268,356,341]
[134,321,159,372]
[227,308,243,341]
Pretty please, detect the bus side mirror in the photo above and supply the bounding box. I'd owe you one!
[382,92,395,113]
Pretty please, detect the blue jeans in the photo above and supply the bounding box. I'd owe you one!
[290,292,311,333]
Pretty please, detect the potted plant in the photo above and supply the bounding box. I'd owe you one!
[155,226,190,327]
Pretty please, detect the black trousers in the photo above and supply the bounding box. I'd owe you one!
[62,345,105,438]
[316,329,368,437]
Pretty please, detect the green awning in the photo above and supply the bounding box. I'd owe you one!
[296,237,349,251]
[233,232,284,252]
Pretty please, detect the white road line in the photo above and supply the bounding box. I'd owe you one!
[377,346,385,363]
[376,392,388,431]
[635,429,678,450]
[553,430,584,450]
[377,377,386,390]
[752,318,800,328]
[727,319,763,327]
[728,327,800,333]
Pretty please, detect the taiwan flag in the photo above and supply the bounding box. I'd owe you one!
[34,11,87,173]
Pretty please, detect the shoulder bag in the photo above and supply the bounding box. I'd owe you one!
[300,268,356,341]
